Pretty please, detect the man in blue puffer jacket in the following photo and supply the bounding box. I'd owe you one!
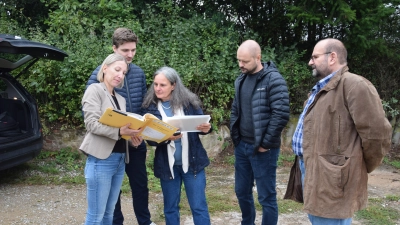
[230,40,290,225]
[85,28,156,225]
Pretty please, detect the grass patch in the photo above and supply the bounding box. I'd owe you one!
[120,147,162,194]
[383,157,400,169]
[278,199,304,214]
[278,152,296,167]
[385,194,400,202]
[225,154,235,165]
[207,186,239,213]
[355,198,400,225]
[0,147,85,185]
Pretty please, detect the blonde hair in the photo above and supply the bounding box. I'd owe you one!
[96,53,128,88]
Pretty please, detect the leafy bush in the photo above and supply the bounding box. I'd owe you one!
[7,0,395,128]
[136,2,239,124]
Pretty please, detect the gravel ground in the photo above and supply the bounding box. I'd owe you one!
[0,165,399,225]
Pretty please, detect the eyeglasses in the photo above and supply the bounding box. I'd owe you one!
[310,52,332,61]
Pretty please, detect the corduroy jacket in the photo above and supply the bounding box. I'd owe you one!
[302,66,392,218]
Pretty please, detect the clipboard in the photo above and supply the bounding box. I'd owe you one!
[164,115,211,132]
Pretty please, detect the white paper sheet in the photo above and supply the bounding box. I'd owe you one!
[164,115,211,132]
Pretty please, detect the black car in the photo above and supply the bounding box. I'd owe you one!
[0,34,68,170]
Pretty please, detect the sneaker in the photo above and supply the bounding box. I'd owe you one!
[150,223,157,225]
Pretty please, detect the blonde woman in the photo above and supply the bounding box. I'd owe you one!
[80,53,141,225]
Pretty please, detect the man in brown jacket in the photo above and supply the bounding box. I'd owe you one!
[291,38,392,224]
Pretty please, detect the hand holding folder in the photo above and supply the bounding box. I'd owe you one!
[99,107,178,143]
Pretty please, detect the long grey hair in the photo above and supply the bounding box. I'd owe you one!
[142,66,202,112]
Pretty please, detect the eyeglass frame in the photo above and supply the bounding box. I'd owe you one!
[310,52,332,61]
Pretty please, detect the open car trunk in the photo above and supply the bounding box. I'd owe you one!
[0,76,39,142]
[0,34,67,170]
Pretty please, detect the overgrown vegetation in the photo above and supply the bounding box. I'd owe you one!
[355,197,400,225]
[1,0,398,127]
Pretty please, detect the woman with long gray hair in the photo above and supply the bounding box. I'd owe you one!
[141,66,212,225]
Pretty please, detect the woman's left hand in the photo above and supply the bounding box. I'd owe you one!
[196,123,211,133]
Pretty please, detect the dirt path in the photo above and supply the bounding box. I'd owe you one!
[0,164,399,225]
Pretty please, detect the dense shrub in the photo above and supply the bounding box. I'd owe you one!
[1,0,397,128]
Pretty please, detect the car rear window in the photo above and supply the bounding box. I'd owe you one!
[0,52,26,63]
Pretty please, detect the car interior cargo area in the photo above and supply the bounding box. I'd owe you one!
[0,79,33,143]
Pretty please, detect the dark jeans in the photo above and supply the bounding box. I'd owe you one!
[113,142,152,225]
[234,140,280,225]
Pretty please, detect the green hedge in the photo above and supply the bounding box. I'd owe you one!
[6,1,396,128]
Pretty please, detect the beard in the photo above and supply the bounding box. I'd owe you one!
[311,65,330,78]
[312,68,320,77]
[240,65,258,75]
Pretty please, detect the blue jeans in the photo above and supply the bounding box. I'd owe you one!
[113,143,152,225]
[234,140,279,225]
[84,153,126,225]
[299,158,352,225]
[160,165,210,225]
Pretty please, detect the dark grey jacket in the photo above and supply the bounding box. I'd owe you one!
[230,61,290,153]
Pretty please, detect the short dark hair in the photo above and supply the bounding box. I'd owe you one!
[112,28,138,48]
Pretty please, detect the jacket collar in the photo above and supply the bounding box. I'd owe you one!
[322,66,349,92]
[100,82,118,108]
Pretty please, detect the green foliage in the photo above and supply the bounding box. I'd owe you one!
[355,198,400,225]
[385,194,400,202]
[278,199,304,214]
[383,157,400,169]
[0,7,28,36]
[225,155,235,166]
[136,0,239,124]
[382,98,399,121]
[278,153,296,167]
[262,44,314,113]
[14,0,141,124]
[0,149,85,185]
[146,146,162,192]
[2,0,399,126]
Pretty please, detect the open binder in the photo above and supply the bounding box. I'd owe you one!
[99,107,178,143]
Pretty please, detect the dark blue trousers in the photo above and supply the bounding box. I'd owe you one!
[113,142,152,225]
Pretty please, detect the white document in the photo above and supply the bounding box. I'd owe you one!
[164,115,211,132]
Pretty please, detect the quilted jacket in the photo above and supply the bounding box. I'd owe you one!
[230,61,290,153]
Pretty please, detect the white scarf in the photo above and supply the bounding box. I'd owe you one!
[157,102,189,179]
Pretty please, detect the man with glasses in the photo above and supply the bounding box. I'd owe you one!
[292,38,392,224]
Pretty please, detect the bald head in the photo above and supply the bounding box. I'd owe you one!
[237,40,263,74]
[316,38,347,65]
[238,40,261,58]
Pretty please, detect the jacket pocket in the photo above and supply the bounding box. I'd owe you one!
[317,154,350,199]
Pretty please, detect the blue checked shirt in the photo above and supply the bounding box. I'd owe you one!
[292,72,336,156]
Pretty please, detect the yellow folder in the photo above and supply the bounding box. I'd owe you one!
[99,107,178,143]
